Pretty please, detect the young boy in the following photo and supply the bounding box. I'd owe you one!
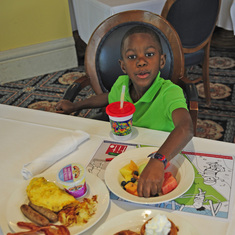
[56,26,193,198]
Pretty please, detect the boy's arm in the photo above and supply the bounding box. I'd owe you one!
[137,108,193,198]
[156,108,194,161]
[56,93,109,114]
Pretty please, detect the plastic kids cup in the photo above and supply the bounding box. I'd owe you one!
[106,101,136,140]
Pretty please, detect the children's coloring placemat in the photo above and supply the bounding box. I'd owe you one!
[87,140,235,219]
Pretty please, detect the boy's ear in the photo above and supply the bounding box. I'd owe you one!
[119,59,127,74]
[160,54,166,69]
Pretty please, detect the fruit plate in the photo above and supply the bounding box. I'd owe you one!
[6,171,110,235]
[93,209,199,235]
[104,147,194,204]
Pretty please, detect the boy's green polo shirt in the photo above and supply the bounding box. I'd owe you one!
[108,72,188,132]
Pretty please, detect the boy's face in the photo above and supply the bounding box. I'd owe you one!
[119,32,166,91]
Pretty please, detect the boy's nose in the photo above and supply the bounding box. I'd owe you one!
[137,57,147,67]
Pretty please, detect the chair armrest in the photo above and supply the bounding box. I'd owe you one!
[179,78,199,136]
[63,75,90,102]
[179,77,199,102]
[180,80,199,112]
[184,83,199,103]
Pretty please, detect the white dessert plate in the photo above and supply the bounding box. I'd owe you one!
[93,209,199,235]
[7,172,110,235]
[105,147,194,204]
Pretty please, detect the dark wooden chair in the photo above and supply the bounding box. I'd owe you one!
[63,10,198,134]
[161,0,221,105]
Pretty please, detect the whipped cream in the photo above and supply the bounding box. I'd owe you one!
[145,214,171,235]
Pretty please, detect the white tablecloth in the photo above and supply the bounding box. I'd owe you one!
[217,0,235,33]
[71,0,235,44]
[72,0,166,43]
[0,104,235,234]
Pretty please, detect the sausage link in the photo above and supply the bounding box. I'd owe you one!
[29,202,58,223]
[20,204,49,226]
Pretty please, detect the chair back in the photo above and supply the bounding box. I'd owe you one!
[84,10,185,94]
[161,0,221,52]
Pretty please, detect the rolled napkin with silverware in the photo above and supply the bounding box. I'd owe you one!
[21,130,89,180]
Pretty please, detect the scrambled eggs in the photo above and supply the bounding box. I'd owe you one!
[26,177,76,212]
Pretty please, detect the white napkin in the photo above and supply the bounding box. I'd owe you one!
[21,130,89,180]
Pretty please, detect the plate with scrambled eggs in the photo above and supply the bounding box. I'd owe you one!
[7,171,110,234]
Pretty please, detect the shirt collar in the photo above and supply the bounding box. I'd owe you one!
[133,72,163,104]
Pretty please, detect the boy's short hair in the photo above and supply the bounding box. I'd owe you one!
[120,25,163,58]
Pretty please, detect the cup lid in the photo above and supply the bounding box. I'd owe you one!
[106,101,135,117]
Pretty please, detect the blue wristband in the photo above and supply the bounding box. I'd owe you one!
[148,152,167,168]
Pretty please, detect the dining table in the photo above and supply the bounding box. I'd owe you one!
[71,0,166,44]
[71,0,235,44]
[1,103,235,235]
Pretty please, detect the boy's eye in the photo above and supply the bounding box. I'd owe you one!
[146,52,154,57]
[127,55,136,59]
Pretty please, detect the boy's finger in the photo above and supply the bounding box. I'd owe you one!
[143,185,151,198]
[150,183,158,197]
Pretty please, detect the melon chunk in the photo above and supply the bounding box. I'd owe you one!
[125,182,138,196]
[138,163,147,175]
[120,165,132,181]
[129,160,138,172]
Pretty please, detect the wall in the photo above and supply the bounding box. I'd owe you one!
[0,0,77,83]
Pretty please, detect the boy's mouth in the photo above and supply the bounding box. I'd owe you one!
[136,71,150,79]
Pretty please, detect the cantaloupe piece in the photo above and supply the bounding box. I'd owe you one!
[129,160,138,172]
[125,182,138,196]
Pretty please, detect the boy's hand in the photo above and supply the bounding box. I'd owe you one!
[137,158,164,198]
[56,100,76,114]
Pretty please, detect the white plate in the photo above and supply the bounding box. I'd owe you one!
[105,147,194,204]
[7,172,110,235]
[93,209,199,235]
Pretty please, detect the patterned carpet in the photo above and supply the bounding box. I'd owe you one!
[187,47,235,143]
[0,46,234,143]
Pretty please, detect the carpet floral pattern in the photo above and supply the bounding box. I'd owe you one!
[0,67,98,118]
[0,47,234,143]
[187,47,235,143]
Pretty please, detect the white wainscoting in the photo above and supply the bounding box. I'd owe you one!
[0,37,78,83]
